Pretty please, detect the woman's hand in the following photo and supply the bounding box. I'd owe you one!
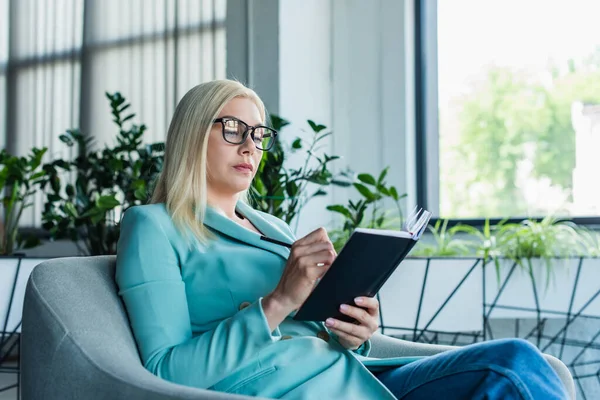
[263,227,336,329]
[325,296,380,350]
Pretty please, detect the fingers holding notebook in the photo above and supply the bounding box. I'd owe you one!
[325,296,380,350]
[267,232,336,313]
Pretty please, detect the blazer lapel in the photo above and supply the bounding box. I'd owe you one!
[203,201,293,260]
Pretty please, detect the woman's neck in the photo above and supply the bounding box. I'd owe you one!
[207,192,240,219]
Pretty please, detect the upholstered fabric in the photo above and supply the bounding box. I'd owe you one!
[20,256,575,399]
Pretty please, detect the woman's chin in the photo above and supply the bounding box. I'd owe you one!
[229,176,253,192]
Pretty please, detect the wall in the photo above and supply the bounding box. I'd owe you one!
[330,0,417,227]
[277,0,334,235]
[227,0,417,236]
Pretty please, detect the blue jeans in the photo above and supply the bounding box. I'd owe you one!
[375,339,568,399]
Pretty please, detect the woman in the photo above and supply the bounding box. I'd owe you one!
[115,80,568,399]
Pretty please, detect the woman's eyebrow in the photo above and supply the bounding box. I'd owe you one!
[219,115,264,126]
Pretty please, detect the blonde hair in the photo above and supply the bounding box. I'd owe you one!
[150,79,266,247]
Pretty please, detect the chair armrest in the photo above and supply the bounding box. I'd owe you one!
[542,353,576,400]
[369,332,456,359]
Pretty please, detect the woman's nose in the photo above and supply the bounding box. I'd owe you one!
[239,131,257,153]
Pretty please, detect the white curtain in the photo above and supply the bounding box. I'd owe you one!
[1,0,227,226]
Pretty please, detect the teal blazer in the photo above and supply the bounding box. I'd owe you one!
[116,202,412,399]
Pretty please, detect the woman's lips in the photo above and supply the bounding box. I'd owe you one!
[233,165,253,174]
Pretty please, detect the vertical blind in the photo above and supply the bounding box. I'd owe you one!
[1,0,227,226]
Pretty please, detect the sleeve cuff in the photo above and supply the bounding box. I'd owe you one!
[257,297,282,339]
[352,338,372,357]
[324,323,371,356]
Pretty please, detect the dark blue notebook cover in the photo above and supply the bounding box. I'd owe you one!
[293,229,419,322]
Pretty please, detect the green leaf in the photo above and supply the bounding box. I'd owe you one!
[59,134,74,146]
[353,183,377,201]
[47,194,62,202]
[91,212,105,225]
[357,173,377,185]
[389,186,399,201]
[306,172,330,185]
[51,175,61,193]
[134,187,147,201]
[65,184,75,197]
[122,114,135,123]
[285,181,299,197]
[326,204,353,220]
[96,195,120,210]
[377,185,391,196]
[53,160,71,170]
[30,171,46,181]
[64,202,78,218]
[292,138,302,149]
[330,178,353,187]
[109,158,124,171]
[377,167,389,185]
[270,114,290,131]
[307,120,327,133]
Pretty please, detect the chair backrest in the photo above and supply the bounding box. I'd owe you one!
[21,256,140,396]
[20,256,224,400]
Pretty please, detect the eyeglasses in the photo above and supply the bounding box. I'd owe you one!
[213,117,278,151]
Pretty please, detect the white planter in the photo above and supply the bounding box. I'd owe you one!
[378,256,600,335]
[0,256,48,335]
[485,257,600,319]
[378,257,483,334]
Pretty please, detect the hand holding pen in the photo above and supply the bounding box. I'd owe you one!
[263,227,336,313]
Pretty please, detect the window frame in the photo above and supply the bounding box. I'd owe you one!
[414,0,600,228]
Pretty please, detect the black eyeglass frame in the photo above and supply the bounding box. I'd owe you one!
[213,117,278,151]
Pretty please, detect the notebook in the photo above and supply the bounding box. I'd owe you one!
[293,207,432,322]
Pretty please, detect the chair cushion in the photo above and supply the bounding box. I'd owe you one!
[21,256,254,399]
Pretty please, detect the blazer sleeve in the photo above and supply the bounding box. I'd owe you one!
[115,207,278,389]
[266,213,372,357]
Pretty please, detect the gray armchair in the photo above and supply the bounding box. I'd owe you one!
[21,256,576,399]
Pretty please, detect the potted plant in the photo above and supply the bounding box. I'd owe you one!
[325,166,406,252]
[250,116,352,229]
[0,147,48,255]
[374,218,484,336]
[374,213,600,347]
[40,93,164,255]
[483,216,600,321]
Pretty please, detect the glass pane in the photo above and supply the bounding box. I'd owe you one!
[0,0,7,65]
[11,0,83,60]
[0,0,5,149]
[14,61,80,227]
[438,0,600,219]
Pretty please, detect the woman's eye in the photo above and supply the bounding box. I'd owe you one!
[224,130,241,139]
[253,131,264,141]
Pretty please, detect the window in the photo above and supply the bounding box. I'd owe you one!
[417,0,600,221]
[2,0,226,227]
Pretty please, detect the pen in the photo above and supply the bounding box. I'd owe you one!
[260,235,293,248]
